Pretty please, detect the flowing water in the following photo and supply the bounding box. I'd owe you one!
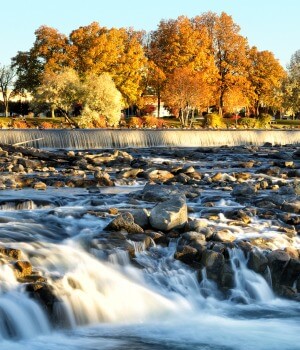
[0,149,299,349]
[0,129,299,148]
[0,186,299,350]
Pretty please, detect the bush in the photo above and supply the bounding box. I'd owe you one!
[257,113,272,128]
[127,117,143,128]
[238,117,257,129]
[12,120,30,129]
[78,107,107,129]
[142,115,157,128]
[204,113,226,128]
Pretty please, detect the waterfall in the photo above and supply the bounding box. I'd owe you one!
[0,265,50,340]
[229,248,274,303]
[0,129,299,149]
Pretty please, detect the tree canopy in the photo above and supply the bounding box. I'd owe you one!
[8,13,296,122]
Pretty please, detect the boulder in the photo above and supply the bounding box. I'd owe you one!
[213,229,236,243]
[174,245,199,265]
[201,249,225,282]
[105,212,144,234]
[248,249,268,274]
[231,183,257,197]
[149,196,187,231]
[131,208,150,228]
[14,260,32,278]
[267,249,290,289]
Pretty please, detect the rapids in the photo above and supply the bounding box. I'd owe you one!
[0,147,299,349]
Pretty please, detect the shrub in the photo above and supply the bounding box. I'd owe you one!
[257,113,272,128]
[204,113,226,128]
[142,115,157,128]
[238,117,257,129]
[12,120,30,129]
[39,121,55,129]
[78,107,107,129]
[127,117,143,128]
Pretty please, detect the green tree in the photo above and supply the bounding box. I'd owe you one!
[34,67,80,119]
[283,50,300,116]
[0,65,16,117]
[80,73,123,127]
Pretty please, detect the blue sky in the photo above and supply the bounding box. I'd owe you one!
[1,0,299,68]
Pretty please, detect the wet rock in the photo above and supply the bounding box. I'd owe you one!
[138,183,183,202]
[131,208,150,229]
[149,195,187,231]
[220,263,235,290]
[232,183,257,197]
[248,249,268,274]
[179,231,206,251]
[105,212,144,234]
[174,245,200,265]
[213,229,236,243]
[33,181,47,190]
[267,249,290,290]
[0,247,21,260]
[94,170,114,186]
[14,260,32,278]
[281,259,300,288]
[120,168,144,179]
[26,283,60,315]
[282,200,300,214]
[201,250,225,282]
[146,169,174,183]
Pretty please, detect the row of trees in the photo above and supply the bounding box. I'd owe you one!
[1,12,300,126]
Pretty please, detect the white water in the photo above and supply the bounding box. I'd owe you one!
[1,240,299,350]
[0,129,299,148]
[0,153,299,349]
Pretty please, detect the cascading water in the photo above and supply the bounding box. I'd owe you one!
[0,265,50,340]
[228,248,274,303]
[0,148,300,350]
[0,129,299,148]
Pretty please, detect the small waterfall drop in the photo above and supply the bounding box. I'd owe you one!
[229,248,274,303]
[0,265,50,340]
[0,129,299,149]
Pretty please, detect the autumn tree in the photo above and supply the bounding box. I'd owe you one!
[0,65,16,117]
[194,12,250,115]
[282,50,300,116]
[69,23,146,105]
[12,26,71,94]
[248,47,286,116]
[163,67,212,127]
[147,16,216,117]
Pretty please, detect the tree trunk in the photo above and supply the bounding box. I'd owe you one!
[51,105,55,118]
[157,90,161,118]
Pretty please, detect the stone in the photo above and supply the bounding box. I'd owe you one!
[248,249,268,274]
[149,195,187,231]
[105,212,144,234]
[33,181,47,190]
[174,245,199,265]
[14,260,32,278]
[213,229,236,243]
[232,183,257,197]
[131,208,150,228]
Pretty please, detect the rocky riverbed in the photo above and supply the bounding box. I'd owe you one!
[0,141,299,322]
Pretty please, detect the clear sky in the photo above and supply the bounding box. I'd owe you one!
[1,0,299,68]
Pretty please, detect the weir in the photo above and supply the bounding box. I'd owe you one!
[0,129,299,149]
